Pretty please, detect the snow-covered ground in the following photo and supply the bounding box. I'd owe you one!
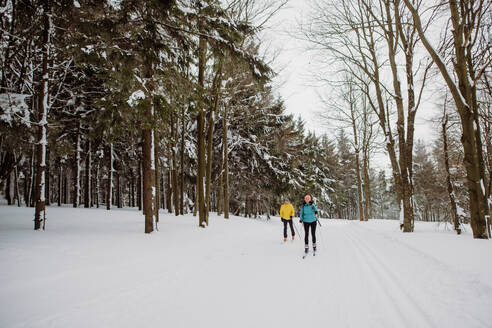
[1,205,492,328]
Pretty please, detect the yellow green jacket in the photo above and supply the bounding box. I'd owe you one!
[280,203,295,220]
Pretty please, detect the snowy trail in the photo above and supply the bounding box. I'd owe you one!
[1,206,492,328]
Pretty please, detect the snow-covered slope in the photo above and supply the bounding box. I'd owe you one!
[1,206,492,328]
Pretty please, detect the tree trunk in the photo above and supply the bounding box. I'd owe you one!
[171,114,179,216]
[57,162,62,206]
[180,106,185,215]
[166,160,172,213]
[30,145,36,207]
[223,105,230,219]
[137,159,142,211]
[205,60,223,219]
[130,169,135,207]
[63,167,68,204]
[34,5,50,229]
[217,149,223,216]
[154,130,160,222]
[25,158,31,207]
[116,171,121,208]
[442,111,461,234]
[95,161,100,208]
[106,143,113,210]
[73,121,81,208]
[45,149,50,206]
[14,163,20,207]
[197,35,207,227]
[6,170,12,205]
[362,149,372,221]
[381,0,414,232]
[142,120,156,233]
[349,83,364,221]
[193,185,198,217]
[84,140,91,208]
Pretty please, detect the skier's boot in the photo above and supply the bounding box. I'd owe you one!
[313,243,317,256]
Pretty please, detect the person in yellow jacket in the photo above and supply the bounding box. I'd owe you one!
[280,199,295,242]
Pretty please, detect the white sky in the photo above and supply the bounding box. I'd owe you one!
[259,0,444,171]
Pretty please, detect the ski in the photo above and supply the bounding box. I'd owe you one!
[302,251,316,259]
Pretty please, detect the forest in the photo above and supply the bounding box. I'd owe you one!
[0,0,491,238]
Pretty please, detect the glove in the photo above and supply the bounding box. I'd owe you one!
[314,211,318,215]
[290,216,293,220]
[299,220,302,224]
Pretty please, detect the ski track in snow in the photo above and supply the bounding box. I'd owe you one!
[1,206,492,328]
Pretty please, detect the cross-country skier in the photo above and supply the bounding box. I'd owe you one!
[280,199,295,242]
[299,194,318,255]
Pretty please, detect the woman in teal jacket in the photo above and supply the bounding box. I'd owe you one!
[300,194,318,255]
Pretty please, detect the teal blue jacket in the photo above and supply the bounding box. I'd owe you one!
[300,203,318,223]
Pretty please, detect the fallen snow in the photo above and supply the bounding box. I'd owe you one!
[1,206,492,328]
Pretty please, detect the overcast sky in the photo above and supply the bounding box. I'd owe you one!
[259,0,443,171]
[260,1,324,133]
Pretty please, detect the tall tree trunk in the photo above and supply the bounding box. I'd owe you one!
[73,121,81,208]
[193,185,198,217]
[45,149,50,206]
[130,169,135,207]
[205,60,223,219]
[137,159,142,211]
[25,157,31,207]
[127,178,131,207]
[171,115,179,216]
[142,117,156,233]
[166,156,172,213]
[116,171,121,208]
[180,106,185,215]
[442,113,460,234]
[29,145,36,207]
[197,35,207,227]
[58,161,62,206]
[154,130,160,222]
[349,83,364,221]
[106,143,113,210]
[95,161,100,208]
[14,161,20,207]
[223,105,230,219]
[63,167,68,204]
[381,1,414,231]
[362,148,372,221]
[34,5,50,229]
[160,174,166,210]
[217,149,223,216]
[84,140,91,208]
[6,170,12,205]
[141,54,157,232]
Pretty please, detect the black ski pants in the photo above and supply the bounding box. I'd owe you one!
[303,221,317,246]
[281,218,295,238]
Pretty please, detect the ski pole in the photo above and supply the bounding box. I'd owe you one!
[293,220,302,243]
[316,215,325,251]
